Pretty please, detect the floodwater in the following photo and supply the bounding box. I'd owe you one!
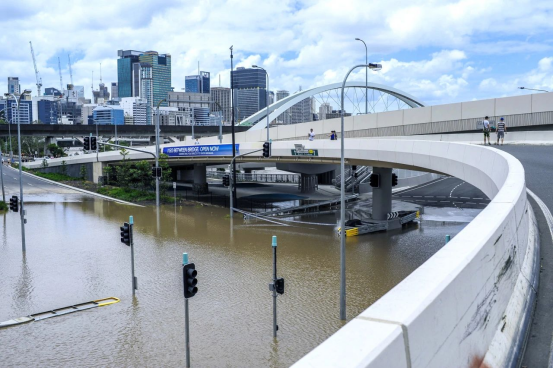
[0,192,467,367]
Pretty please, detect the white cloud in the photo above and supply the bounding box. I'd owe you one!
[1,0,553,107]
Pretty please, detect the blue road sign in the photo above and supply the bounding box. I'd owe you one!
[163,144,240,157]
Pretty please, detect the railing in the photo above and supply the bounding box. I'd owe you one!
[207,171,300,184]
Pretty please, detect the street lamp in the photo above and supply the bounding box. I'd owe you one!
[252,65,270,142]
[355,38,368,115]
[339,63,381,321]
[155,99,166,208]
[519,87,550,93]
[5,89,32,253]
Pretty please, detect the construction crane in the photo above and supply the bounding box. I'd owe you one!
[68,55,74,85]
[29,41,42,96]
[57,57,63,94]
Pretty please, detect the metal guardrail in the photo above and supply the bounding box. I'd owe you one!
[207,171,300,184]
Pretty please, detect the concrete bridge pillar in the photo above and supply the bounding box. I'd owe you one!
[372,167,392,221]
[193,163,208,194]
[44,136,54,156]
[299,173,317,193]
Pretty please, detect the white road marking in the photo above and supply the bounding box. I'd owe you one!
[474,197,483,200]
[460,197,470,199]
[27,183,33,186]
[393,177,450,194]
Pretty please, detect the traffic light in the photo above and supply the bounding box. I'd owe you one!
[91,136,97,151]
[151,167,162,178]
[392,173,398,187]
[83,137,90,151]
[120,222,131,246]
[369,173,380,188]
[9,196,18,212]
[183,263,198,298]
[222,174,230,187]
[262,141,271,158]
[275,278,285,295]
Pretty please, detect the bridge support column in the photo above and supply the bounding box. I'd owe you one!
[299,174,317,193]
[193,163,208,194]
[372,167,392,221]
[92,162,104,184]
[44,136,54,156]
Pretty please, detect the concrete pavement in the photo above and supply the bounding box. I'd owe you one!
[495,145,553,367]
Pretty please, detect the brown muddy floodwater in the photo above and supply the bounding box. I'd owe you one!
[0,194,467,367]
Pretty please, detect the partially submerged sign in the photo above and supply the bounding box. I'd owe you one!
[291,144,318,157]
[163,144,240,157]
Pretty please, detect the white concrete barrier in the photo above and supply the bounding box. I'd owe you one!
[273,139,535,367]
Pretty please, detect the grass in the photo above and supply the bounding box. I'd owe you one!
[31,171,81,182]
[97,186,176,203]
[0,201,7,212]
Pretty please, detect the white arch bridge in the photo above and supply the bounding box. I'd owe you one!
[242,81,426,131]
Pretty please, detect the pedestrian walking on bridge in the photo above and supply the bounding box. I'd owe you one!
[496,117,507,145]
[308,128,315,141]
[483,116,491,146]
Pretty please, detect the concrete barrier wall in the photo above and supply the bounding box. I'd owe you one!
[192,92,553,144]
[258,139,534,368]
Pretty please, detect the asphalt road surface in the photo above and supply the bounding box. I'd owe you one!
[392,176,490,209]
[495,145,553,367]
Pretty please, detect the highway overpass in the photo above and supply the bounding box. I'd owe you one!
[0,124,248,138]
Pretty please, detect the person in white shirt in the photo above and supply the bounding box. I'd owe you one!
[194,138,200,145]
[308,129,315,141]
[482,116,491,146]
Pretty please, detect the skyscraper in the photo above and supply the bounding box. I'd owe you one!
[117,50,143,98]
[231,67,267,121]
[319,103,332,120]
[8,77,20,95]
[276,90,290,124]
[111,82,118,100]
[210,87,231,123]
[138,51,171,107]
[185,71,210,93]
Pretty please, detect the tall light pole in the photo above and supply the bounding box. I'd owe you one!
[355,38,368,115]
[519,87,550,93]
[5,89,32,253]
[252,65,270,142]
[230,46,237,211]
[339,63,381,320]
[155,99,166,208]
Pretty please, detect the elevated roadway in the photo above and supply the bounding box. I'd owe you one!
[0,124,248,138]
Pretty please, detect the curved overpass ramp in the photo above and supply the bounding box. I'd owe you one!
[27,137,537,366]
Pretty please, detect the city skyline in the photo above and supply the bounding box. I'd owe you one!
[1,1,553,107]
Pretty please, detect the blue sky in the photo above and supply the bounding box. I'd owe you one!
[1,0,553,106]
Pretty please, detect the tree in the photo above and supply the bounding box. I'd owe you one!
[158,153,174,195]
[47,143,66,158]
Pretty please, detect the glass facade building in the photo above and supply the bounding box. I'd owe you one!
[138,51,171,107]
[93,106,125,125]
[185,71,210,93]
[117,50,143,98]
[38,100,59,124]
[231,67,267,122]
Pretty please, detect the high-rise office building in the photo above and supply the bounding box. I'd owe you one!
[44,87,63,97]
[93,106,124,125]
[111,82,118,100]
[319,103,332,120]
[117,50,143,98]
[231,67,267,121]
[93,82,110,104]
[276,90,290,124]
[290,97,313,124]
[210,87,231,123]
[138,51,171,107]
[8,77,20,95]
[185,71,210,93]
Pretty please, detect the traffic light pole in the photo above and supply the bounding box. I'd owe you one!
[0,155,5,203]
[272,236,278,338]
[130,216,137,296]
[228,148,263,218]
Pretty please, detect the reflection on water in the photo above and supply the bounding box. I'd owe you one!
[0,194,467,367]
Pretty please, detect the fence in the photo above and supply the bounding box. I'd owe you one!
[206,171,300,184]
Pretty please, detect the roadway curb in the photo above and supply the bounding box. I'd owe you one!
[6,166,144,207]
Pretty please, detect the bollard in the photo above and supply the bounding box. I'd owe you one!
[445,235,451,244]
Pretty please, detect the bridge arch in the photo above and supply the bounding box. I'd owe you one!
[244,81,425,131]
